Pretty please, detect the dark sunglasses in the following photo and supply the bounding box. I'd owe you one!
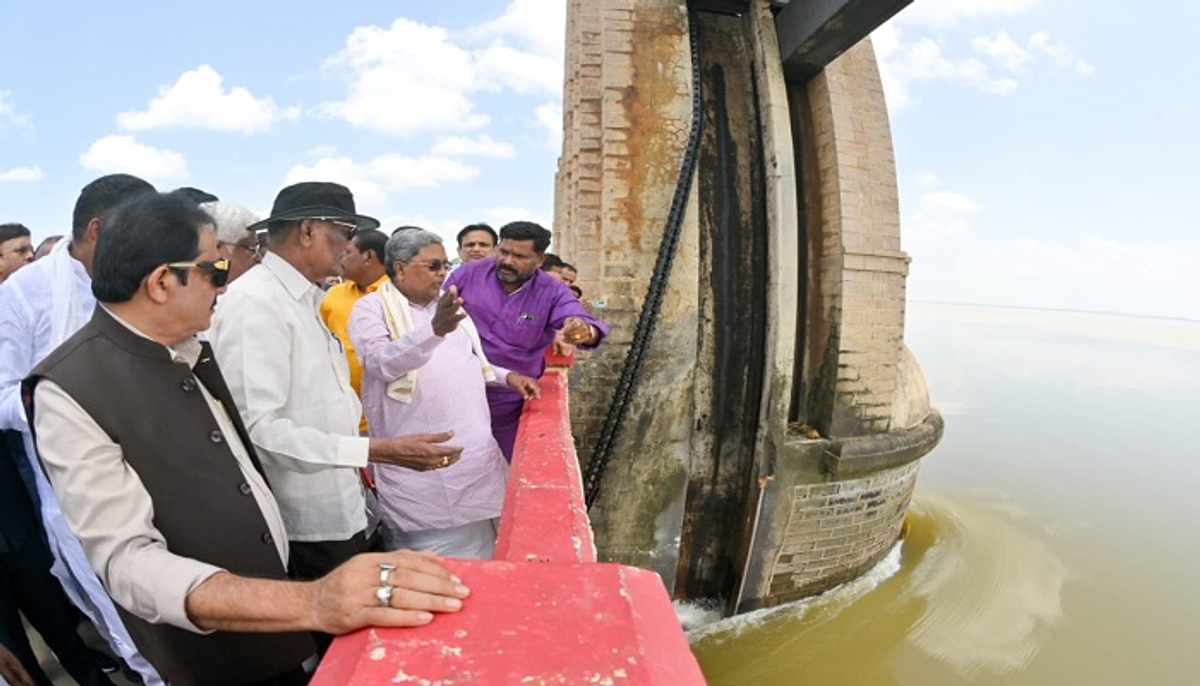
[166,259,231,287]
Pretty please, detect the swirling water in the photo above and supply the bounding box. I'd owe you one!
[690,303,1200,685]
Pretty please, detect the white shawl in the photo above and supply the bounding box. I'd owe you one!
[377,280,496,402]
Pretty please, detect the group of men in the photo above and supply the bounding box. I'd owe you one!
[0,175,607,685]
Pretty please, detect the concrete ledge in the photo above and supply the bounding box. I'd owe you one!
[822,409,943,477]
[494,372,596,563]
[313,560,704,685]
[316,367,706,684]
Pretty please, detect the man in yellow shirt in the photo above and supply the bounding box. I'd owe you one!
[320,229,389,426]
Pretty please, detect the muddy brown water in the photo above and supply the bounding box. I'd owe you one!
[689,303,1200,685]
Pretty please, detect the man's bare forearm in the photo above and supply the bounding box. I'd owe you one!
[185,552,470,636]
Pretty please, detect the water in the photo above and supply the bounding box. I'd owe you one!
[690,303,1200,685]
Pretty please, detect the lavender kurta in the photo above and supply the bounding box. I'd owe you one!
[443,259,608,458]
[347,292,509,532]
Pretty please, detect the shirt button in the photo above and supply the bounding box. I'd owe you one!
[209,430,223,444]
[181,378,197,392]
[238,482,252,496]
[261,532,273,545]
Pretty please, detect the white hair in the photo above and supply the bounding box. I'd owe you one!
[201,201,260,244]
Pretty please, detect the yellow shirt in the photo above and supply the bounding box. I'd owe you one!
[319,274,388,431]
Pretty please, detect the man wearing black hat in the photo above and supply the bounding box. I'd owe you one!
[209,183,463,622]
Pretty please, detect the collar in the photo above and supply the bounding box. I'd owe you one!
[260,251,322,303]
[365,273,389,294]
[97,305,203,366]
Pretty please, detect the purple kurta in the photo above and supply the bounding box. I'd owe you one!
[444,259,608,458]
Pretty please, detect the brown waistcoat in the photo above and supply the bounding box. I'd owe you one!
[24,308,315,686]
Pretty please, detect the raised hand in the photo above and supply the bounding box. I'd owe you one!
[431,285,467,337]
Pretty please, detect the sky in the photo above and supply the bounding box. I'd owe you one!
[0,0,567,246]
[2,0,1197,321]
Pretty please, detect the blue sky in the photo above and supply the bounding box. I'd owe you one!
[2,1,1196,321]
[0,0,566,245]
[880,0,1200,321]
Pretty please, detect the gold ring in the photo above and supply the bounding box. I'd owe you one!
[441,456,449,468]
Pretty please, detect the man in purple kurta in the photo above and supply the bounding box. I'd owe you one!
[443,221,608,460]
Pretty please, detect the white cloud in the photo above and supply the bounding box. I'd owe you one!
[283,153,479,207]
[535,101,562,150]
[474,43,562,94]
[0,166,42,182]
[79,135,188,182]
[973,30,1094,75]
[917,171,940,187]
[318,18,488,136]
[1027,32,1094,75]
[475,0,567,60]
[0,91,29,127]
[905,190,986,246]
[908,232,1200,322]
[319,2,566,136]
[117,65,295,134]
[431,134,515,158]
[894,0,1038,29]
[876,26,1017,108]
[972,30,1032,71]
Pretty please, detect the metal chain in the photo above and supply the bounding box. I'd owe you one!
[584,9,704,508]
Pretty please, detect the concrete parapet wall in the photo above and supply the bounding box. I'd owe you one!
[315,371,706,684]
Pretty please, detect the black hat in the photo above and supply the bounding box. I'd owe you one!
[248,182,380,232]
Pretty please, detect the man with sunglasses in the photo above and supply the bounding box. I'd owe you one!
[24,192,468,685]
[209,183,464,652]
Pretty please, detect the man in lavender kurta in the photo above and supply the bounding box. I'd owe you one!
[348,228,539,558]
[443,221,608,460]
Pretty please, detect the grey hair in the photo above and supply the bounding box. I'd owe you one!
[201,201,261,244]
[385,227,442,277]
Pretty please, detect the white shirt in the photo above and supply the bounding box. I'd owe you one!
[210,252,370,541]
[33,319,288,632]
[0,243,93,432]
[0,244,163,684]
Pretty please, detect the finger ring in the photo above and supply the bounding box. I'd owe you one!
[441,456,449,467]
[375,585,393,607]
[378,562,395,586]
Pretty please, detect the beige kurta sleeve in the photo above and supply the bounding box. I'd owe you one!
[33,380,222,633]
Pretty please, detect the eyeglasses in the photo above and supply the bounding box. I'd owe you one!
[310,218,358,241]
[166,259,231,287]
[0,245,34,258]
[412,259,450,273]
[219,240,261,257]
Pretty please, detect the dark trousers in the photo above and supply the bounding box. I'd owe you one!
[0,434,113,686]
[247,664,310,686]
[487,388,526,463]
[288,531,368,655]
